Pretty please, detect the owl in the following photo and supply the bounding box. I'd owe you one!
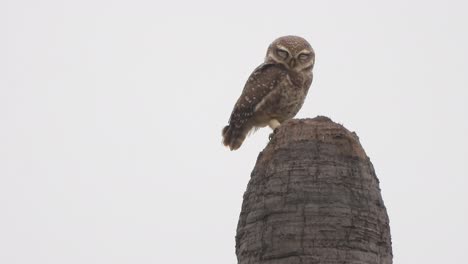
[222,35,315,150]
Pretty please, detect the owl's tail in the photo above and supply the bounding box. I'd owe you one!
[222,125,249,151]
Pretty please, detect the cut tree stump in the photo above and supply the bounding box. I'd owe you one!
[236,116,392,264]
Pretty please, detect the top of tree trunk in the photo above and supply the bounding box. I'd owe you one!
[236,116,392,264]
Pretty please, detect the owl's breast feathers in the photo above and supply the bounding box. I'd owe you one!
[288,70,312,88]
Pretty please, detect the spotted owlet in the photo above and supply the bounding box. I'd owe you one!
[222,35,315,150]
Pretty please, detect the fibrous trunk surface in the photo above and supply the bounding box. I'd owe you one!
[236,116,392,264]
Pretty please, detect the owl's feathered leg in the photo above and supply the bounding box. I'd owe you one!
[268,119,281,129]
[222,124,252,151]
[268,119,281,141]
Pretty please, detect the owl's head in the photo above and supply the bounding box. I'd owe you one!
[265,35,315,72]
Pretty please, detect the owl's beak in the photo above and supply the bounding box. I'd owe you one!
[289,59,296,68]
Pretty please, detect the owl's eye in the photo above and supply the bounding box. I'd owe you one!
[276,49,289,59]
[298,53,310,61]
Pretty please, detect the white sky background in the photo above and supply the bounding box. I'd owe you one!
[1,0,467,263]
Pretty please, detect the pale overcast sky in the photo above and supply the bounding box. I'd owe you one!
[1,0,467,263]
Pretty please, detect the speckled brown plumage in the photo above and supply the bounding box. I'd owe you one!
[222,35,315,150]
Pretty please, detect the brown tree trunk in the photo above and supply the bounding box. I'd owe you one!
[236,116,392,264]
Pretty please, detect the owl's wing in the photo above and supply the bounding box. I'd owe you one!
[228,63,288,127]
[222,63,288,150]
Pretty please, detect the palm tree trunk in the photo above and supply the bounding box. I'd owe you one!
[236,116,392,264]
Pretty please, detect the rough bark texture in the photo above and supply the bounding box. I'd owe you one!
[236,116,392,264]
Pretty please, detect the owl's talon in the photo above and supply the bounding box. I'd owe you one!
[268,128,279,141]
